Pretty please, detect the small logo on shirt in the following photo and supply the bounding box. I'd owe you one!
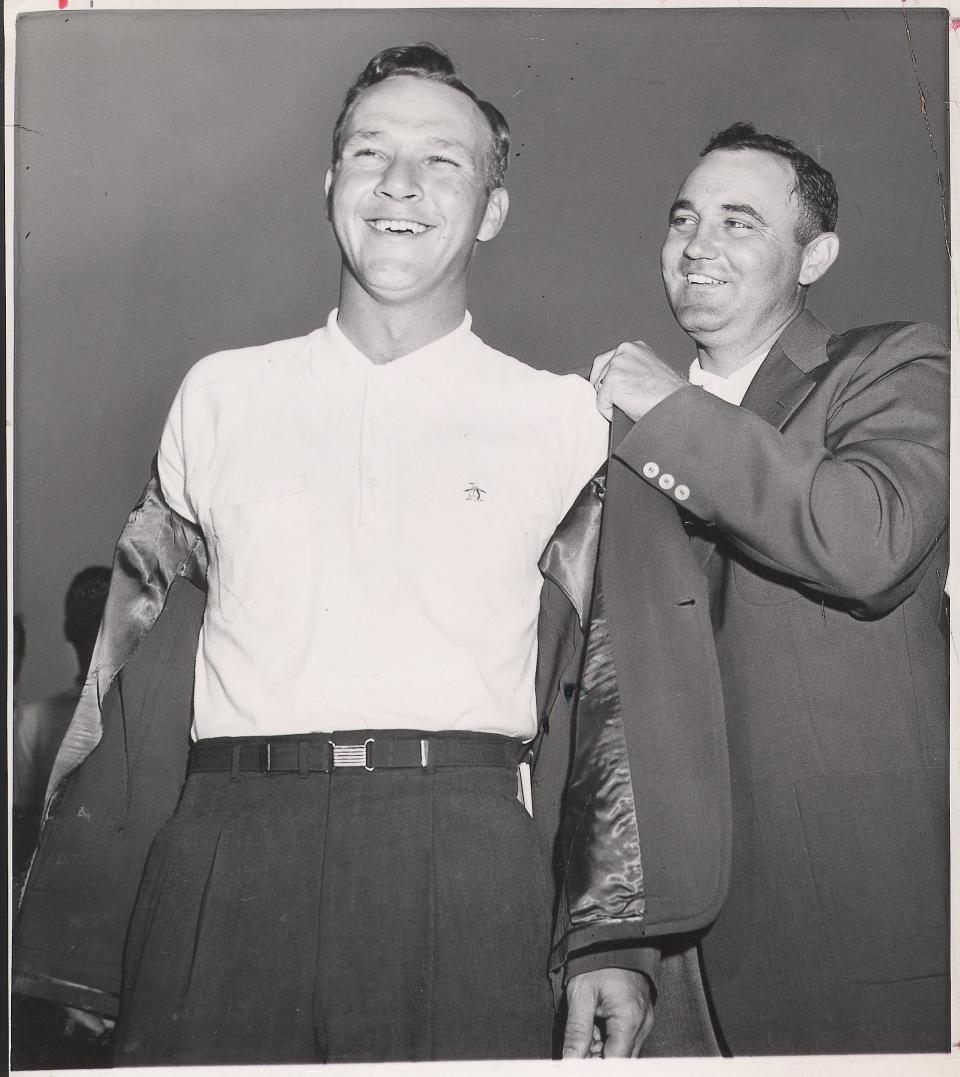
[464,482,486,502]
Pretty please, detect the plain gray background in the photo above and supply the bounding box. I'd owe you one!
[13,6,949,701]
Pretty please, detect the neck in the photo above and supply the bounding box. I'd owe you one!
[697,305,803,377]
[337,274,468,364]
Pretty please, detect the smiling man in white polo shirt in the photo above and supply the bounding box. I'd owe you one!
[13,44,646,1065]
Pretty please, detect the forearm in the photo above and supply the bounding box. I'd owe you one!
[614,361,948,604]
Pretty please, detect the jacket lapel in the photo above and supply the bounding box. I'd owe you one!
[689,310,834,576]
[740,309,833,429]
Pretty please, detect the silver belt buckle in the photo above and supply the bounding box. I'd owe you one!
[330,737,374,771]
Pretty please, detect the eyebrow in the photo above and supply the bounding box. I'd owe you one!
[721,202,767,226]
[425,136,473,155]
[342,130,473,155]
[342,129,383,145]
[667,198,768,227]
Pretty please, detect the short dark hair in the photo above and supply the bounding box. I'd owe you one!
[331,43,510,192]
[64,565,111,645]
[701,122,838,244]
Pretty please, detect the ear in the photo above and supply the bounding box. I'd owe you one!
[798,232,839,286]
[477,187,509,243]
[324,168,334,221]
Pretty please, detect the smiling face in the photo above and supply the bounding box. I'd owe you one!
[325,75,508,313]
[660,148,834,366]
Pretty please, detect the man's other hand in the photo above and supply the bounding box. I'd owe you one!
[591,341,688,422]
[562,967,654,1058]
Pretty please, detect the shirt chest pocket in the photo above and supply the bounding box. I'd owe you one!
[208,490,315,623]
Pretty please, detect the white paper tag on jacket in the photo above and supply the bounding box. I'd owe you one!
[517,760,533,817]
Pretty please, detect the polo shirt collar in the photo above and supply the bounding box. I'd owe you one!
[316,309,478,397]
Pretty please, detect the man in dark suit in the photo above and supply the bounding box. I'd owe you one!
[581,122,949,1055]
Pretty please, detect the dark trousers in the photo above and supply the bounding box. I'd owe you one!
[113,732,556,1065]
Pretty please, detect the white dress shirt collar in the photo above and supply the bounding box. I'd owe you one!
[688,347,770,406]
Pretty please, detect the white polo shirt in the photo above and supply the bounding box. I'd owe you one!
[158,311,608,741]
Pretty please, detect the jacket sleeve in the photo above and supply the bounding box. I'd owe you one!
[614,323,949,617]
[565,944,660,994]
[13,467,207,1015]
[12,576,205,1015]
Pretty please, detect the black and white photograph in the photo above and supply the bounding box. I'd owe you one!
[6,1,954,1071]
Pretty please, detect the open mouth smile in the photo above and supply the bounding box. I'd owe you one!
[368,219,431,235]
[685,273,726,286]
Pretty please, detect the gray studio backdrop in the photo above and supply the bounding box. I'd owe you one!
[13,7,949,701]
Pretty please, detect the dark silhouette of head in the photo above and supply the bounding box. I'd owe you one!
[64,566,111,682]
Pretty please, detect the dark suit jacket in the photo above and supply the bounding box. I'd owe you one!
[14,452,729,1020]
[606,310,949,1054]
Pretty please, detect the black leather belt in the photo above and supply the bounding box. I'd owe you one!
[188,732,525,776]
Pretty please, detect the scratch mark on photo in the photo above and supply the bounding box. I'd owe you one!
[901,10,949,257]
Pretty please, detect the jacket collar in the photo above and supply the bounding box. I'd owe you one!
[740,308,833,430]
